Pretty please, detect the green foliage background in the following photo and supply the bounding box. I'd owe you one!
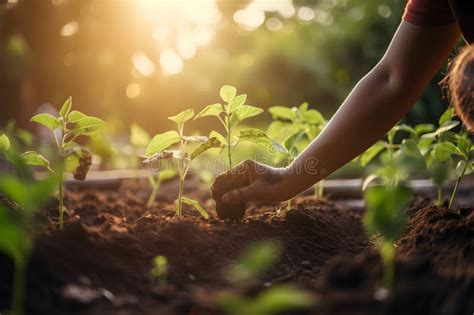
[0,0,459,134]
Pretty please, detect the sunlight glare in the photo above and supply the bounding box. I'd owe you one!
[160,49,183,76]
[132,51,156,77]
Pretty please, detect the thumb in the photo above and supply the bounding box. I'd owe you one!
[222,183,261,204]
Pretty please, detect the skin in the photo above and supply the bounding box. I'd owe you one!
[216,20,461,205]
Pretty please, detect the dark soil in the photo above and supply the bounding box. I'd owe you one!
[0,179,473,315]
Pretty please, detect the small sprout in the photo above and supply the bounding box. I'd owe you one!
[146,169,177,208]
[144,109,219,218]
[150,255,168,291]
[218,241,314,315]
[28,96,105,229]
[195,85,278,169]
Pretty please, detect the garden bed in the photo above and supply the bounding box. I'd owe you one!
[0,178,473,315]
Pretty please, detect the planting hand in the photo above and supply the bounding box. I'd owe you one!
[212,160,291,204]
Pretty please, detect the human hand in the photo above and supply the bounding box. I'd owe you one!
[211,159,291,205]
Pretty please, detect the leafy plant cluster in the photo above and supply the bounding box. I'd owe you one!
[361,107,473,289]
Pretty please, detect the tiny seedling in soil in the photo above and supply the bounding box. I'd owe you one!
[218,240,314,315]
[150,255,168,292]
[0,144,57,315]
[144,109,220,218]
[130,123,178,207]
[27,97,105,229]
[267,102,326,206]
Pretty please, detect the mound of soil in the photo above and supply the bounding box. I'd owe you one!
[0,179,473,315]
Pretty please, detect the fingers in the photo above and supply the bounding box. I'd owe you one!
[222,184,262,204]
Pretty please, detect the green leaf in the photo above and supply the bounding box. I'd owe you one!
[190,137,221,160]
[145,131,181,156]
[68,110,86,123]
[414,124,434,135]
[0,215,25,265]
[158,169,177,181]
[239,129,285,154]
[0,134,11,151]
[72,116,105,137]
[64,152,80,173]
[195,103,223,119]
[31,113,60,130]
[235,105,263,121]
[228,94,247,112]
[282,131,305,152]
[429,159,451,186]
[130,123,151,148]
[363,185,412,241]
[210,130,227,146]
[220,85,237,102]
[422,121,459,139]
[268,106,297,121]
[301,109,325,125]
[181,196,209,219]
[457,137,470,156]
[439,107,455,126]
[22,151,51,169]
[59,96,72,117]
[432,142,462,162]
[168,109,194,124]
[360,141,385,167]
[394,124,416,135]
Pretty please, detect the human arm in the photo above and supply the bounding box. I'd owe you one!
[218,21,460,204]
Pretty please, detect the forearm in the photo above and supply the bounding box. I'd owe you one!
[282,22,460,198]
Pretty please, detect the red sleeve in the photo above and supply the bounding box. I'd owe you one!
[403,0,456,26]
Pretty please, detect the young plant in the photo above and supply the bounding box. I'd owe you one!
[150,255,168,291]
[420,107,473,208]
[144,109,219,218]
[267,102,326,197]
[27,97,105,229]
[195,85,277,169]
[146,169,177,208]
[0,144,57,315]
[130,123,177,207]
[218,240,313,315]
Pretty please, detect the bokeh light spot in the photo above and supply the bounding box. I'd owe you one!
[126,83,141,98]
[297,7,315,22]
[378,5,392,18]
[60,21,79,37]
[160,49,183,76]
[132,51,155,77]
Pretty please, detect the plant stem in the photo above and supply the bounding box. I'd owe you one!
[177,176,184,217]
[227,122,232,169]
[381,242,395,289]
[448,168,466,209]
[287,199,292,209]
[437,186,442,207]
[12,260,26,315]
[58,171,64,230]
[315,181,324,197]
[147,179,160,208]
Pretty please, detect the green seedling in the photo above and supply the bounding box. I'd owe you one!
[150,255,168,291]
[195,85,279,169]
[0,145,57,315]
[146,169,177,208]
[28,97,105,229]
[130,123,178,207]
[267,102,326,198]
[360,123,427,190]
[364,184,413,289]
[419,107,473,208]
[218,240,314,315]
[144,109,219,218]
